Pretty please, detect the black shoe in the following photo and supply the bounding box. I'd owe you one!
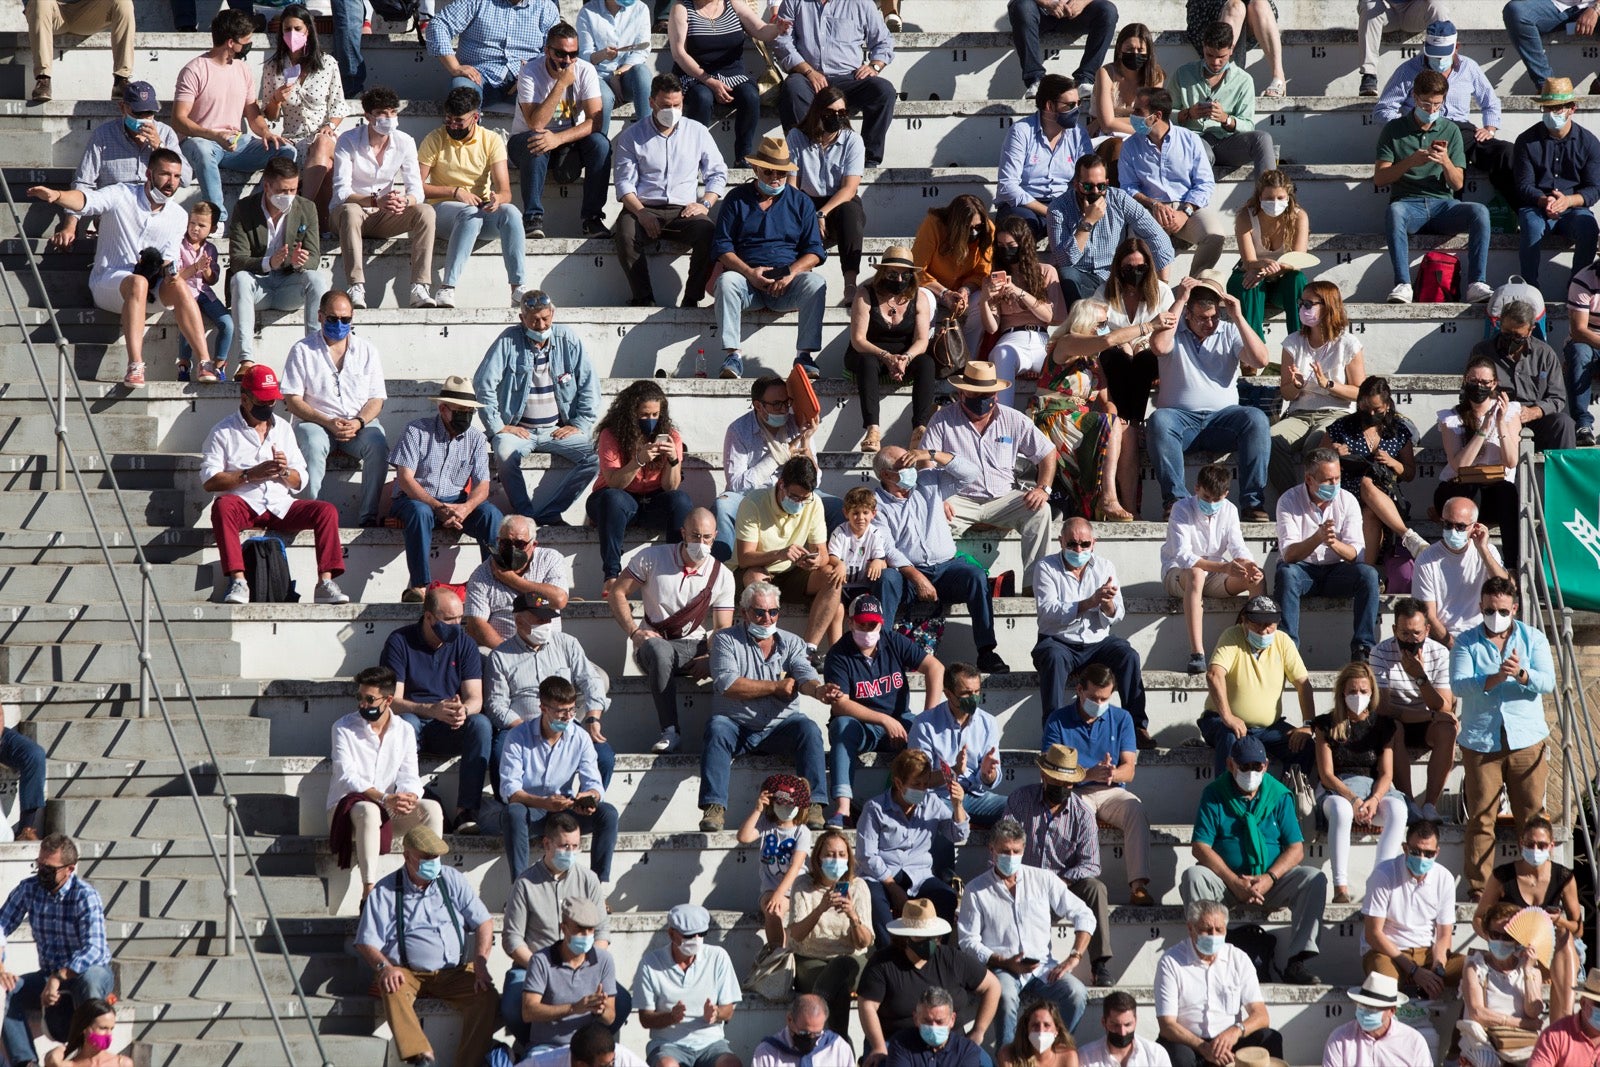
[1579,426,1596,447]
[1281,957,1318,985]
[111,74,129,100]
[523,216,545,239]
[629,294,656,307]
[1091,960,1113,987]
[1351,645,1371,664]
[975,648,1009,673]
[1358,73,1378,97]
[582,216,611,237]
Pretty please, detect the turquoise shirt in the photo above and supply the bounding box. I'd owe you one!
[1450,620,1555,753]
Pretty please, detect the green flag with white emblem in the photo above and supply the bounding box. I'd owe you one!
[1542,449,1600,612]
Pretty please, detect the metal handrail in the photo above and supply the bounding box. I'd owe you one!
[1515,446,1600,914]
[0,173,333,1067]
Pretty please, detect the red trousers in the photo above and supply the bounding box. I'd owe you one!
[212,495,345,577]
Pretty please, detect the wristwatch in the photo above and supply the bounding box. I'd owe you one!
[582,715,602,727]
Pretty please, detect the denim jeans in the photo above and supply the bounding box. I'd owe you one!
[1005,0,1117,86]
[1518,205,1597,286]
[330,0,367,93]
[713,490,845,561]
[1385,196,1489,286]
[960,790,1009,827]
[501,798,619,881]
[585,487,694,580]
[509,130,612,225]
[451,74,518,109]
[435,201,527,288]
[1197,712,1316,779]
[597,64,653,139]
[492,428,600,524]
[866,874,957,949]
[873,559,997,650]
[827,712,917,800]
[1568,339,1600,431]
[1273,559,1380,655]
[0,727,46,826]
[178,289,234,365]
[230,269,331,360]
[1504,0,1581,90]
[296,421,390,525]
[398,711,494,816]
[392,493,505,588]
[4,964,115,1061]
[714,270,827,355]
[1144,405,1270,510]
[684,76,762,165]
[1031,633,1146,729]
[180,135,296,226]
[698,712,826,808]
[500,966,632,1044]
[995,968,1089,1044]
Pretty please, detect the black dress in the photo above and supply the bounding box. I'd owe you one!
[1492,860,1576,909]
[844,291,935,430]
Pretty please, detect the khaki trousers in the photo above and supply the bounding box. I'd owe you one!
[1462,743,1549,893]
[946,491,1053,586]
[30,0,134,77]
[348,799,443,888]
[379,962,499,1065]
[1362,945,1465,991]
[1269,408,1346,495]
[334,202,437,286]
[1078,783,1151,885]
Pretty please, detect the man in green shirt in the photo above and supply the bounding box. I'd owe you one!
[1171,21,1275,177]
[1375,67,1493,305]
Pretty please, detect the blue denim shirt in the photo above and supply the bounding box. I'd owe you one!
[1451,620,1555,753]
[472,323,599,435]
[711,182,828,268]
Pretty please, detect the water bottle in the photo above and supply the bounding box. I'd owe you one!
[694,347,707,378]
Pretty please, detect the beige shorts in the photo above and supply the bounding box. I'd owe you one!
[1164,567,1240,597]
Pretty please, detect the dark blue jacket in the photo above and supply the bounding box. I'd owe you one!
[1513,120,1600,209]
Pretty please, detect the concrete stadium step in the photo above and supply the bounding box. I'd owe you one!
[0,300,1519,381]
[0,449,189,492]
[55,793,300,838]
[0,96,1562,170]
[48,755,323,802]
[0,637,242,685]
[0,679,266,720]
[98,873,330,920]
[132,1035,392,1067]
[0,560,216,604]
[22,714,271,759]
[0,487,184,528]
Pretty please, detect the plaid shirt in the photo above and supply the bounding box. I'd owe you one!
[389,415,490,503]
[425,0,560,89]
[1003,783,1102,882]
[0,874,111,974]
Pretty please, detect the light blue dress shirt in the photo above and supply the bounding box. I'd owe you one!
[426,0,561,88]
[1373,54,1503,131]
[356,865,492,972]
[576,0,653,79]
[1047,186,1175,277]
[1119,124,1216,208]
[908,700,1002,797]
[997,115,1093,208]
[710,624,821,728]
[786,127,866,198]
[957,863,1095,977]
[498,718,606,803]
[773,0,893,79]
[1450,620,1555,754]
[874,455,978,569]
[613,115,730,205]
[856,788,969,890]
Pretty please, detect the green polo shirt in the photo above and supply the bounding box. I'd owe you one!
[1376,113,1466,202]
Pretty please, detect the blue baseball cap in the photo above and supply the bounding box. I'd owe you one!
[1423,21,1457,58]
[1232,735,1268,767]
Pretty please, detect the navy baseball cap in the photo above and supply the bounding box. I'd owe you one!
[1423,21,1457,58]
[1233,735,1269,767]
[122,80,159,112]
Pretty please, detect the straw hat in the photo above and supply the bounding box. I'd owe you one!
[1346,971,1408,1008]
[946,361,1010,394]
[1233,1049,1288,1067]
[1036,744,1087,784]
[430,374,484,409]
[745,135,798,173]
[1538,77,1577,106]
[885,898,952,937]
[1188,268,1230,300]
[1577,968,1600,1002]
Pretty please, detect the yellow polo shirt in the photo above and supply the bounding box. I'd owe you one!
[1204,624,1308,727]
[417,125,505,205]
[734,486,825,574]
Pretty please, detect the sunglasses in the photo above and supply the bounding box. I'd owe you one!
[1078,181,1109,193]
[1061,540,1094,550]
[1407,846,1439,859]
[1297,300,1322,310]
[1441,521,1471,532]
[749,607,781,619]
[325,315,353,325]
[549,48,579,59]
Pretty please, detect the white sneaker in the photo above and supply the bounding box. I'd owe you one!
[347,283,367,309]
[1463,280,1494,303]
[511,285,526,307]
[315,578,350,604]
[433,285,457,308]
[222,577,250,605]
[1420,802,1444,823]
[1387,282,1413,304]
[409,283,436,308]
[1401,528,1430,558]
[652,726,680,754]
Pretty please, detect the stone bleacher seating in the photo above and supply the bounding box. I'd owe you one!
[0,0,1585,1063]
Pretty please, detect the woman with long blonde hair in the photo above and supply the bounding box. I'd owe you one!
[1312,660,1407,903]
[1227,169,1310,338]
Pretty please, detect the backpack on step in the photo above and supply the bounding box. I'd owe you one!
[242,535,298,603]
[1228,922,1278,983]
[1415,251,1460,303]
[1486,274,1549,340]
[367,0,419,26]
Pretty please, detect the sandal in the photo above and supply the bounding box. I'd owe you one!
[1095,499,1134,522]
[860,426,881,453]
[1263,78,1287,98]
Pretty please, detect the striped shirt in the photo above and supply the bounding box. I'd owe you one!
[676,1,749,86]
[0,874,111,974]
[518,347,560,431]
[1004,783,1102,881]
[388,414,491,502]
[1369,637,1451,719]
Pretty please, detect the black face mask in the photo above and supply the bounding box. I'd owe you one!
[1118,264,1149,286]
[962,395,995,419]
[36,868,58,891]
[446,124,473,141]
[1496,333,1529,357]
[906,938,937,960]
[448,409,475,434]
[1106,1031,1136,1049]
[1117,51,1147,72]
[790,1032,819,1055]
[1358,409,1385,428]
[1464,382,1495,403]
[881,274,914,295]
[1078,189,1104,205]
[247,401,275,423]
[994,244,1021,267]
[1050,105,1079,127]
[359,704,385,722]
[233,41,252,58]
[1043,782,1070,805]
[496,541,530,571]
[820,111,844,134]
[1397,638,1425,654]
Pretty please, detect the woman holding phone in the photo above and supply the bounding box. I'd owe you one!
[787,828,874,1037]
[1435,355,1523,571]
[260,5,346,231]
[586,380,694,589]
[980,215,1067,409]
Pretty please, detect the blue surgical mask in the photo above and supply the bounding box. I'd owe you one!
[567,932,595,954]
[1315,482,1339,502]
[763,411,788,428]
[1405,853,1434,878]
[1355,1007,1387,1033]
[995,853,1022,876]
[547,717,571,734]
[1130,114,1150,137]
[525,327,552,344]
[1062,549,1091,568]
[123,115,146,134]
[431,620,462,643]
[1426,55,1451,73]
[1194,933,1225,956]
[322,319,352,342]
[1413,105,1442,127]
[1523,846,1550,867]
[780,495,804,515]
[821,857,848,880]
[901,786,926,805]
[639,417,660,437]
[417,858,442,881]
[1197,498,1223,516]
[919,1025,950,1048]
[1095,323,1111,336]
[1489,939,1519,960]
[1443,528,1470,551]
[1246,629,1273,651]
[1588,1006,1600,1031]
[755,178,786,197]
[1545,109,1571,131]
[747,621,776,639]
[550,848,576,871]
[896,467,919,490]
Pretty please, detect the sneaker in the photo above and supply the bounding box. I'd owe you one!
[1280,957,1318,985]
[1187,652,1207,675]
[1579,426,1596,447]
[409,283,435,308]
[315,578,350,604]
[524,216,546,239]
[121,361,145,387]
[581,216,610,237]
[804,802,826,831]
[1022,79,1040,99]
[976,648,1010,673]
[825,811,850,829]
[652,726,680,753]
[511,286,526,307]
[1387,282,1413,304]
[699,804,726,832]
[884,10,901,30]
[176,363,191,383]
[222,577,250,605]
[452,817,480,836]
[196,364,219,383]
[719,352,744,379]
[1401,528,1430,558]
[347,283,367,309]
[1419,801,1444,823]
[793,352,821,379]
[401,586,427,604]
[1464,280,1495,303]
[433,285,457,309]
[1359,73,1378,97]
[30,75,51,104]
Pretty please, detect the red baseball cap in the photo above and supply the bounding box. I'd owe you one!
[239,364,283,402]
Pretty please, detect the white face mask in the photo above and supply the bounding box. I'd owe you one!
[773,804,798,823]
[1028,1032,1055,1054]
[522,623,555,646]
[1233,768,1263,793]
[1484,609,1514,634]
[654,106,682,128]
[682,540,710,565]
[147,182,170,206]
[1344,692,1370,714]
[371,114,398,136]
[1259,197,1289,218]
[678,936,703,957]
[268,191,295,213]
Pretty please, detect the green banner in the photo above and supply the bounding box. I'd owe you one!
[1542,449,1600,612]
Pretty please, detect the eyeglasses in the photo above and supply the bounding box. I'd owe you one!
[827,107,848,116]
[1465,378,1497,387]
[544,704,578,718]
[1441,521,1471,532]
[1407,846,1439,858]
[1077,181,1109,193]
[444,118,475,129]
[749,606,781,619]
[325,314,353,325]
[1297,300,1322,310]
[356,694,385,706]
[131,111,157,120]
[1061,540,1094,550]
[756,397,791,410]
[549,48,579,59]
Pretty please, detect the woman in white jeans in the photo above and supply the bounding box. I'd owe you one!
[1312,660,1408,904]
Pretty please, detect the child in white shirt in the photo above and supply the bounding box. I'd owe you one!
[827,486,891,585]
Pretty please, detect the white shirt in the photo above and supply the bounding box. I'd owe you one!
[624,543,735,642]
[519,1042,649,1067]
[1369,636,1452,718]
[1413,539,1503,637]
[326,711,423,809]
[73,182,188,286]
[1438,403,1524,483]
[281,333,388,422]
[957,863,1095,979]
[1322,1018,1433,1067]
[262,197,291,261]
[1153,939,1263,1041]
[1096,281,1174,329]
[331,125,425,209]
[511,56,603,136]
[828,523,894,582]
[1361,854,1456,953]
[1274,482,1364,566]
[1077,1035,1172,1067]
[1281,331,1361,415]
[199,411,308,519]
[1160,496,1253,575]
[1035,552,1124,643]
